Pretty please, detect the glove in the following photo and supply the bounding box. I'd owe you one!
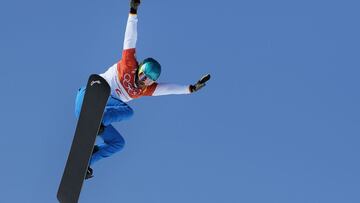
[130,0,141,14]
[189,74,211,93]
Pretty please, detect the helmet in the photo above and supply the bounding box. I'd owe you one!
[139,58,161,81]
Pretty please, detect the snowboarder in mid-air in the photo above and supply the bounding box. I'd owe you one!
[75,0,210,179]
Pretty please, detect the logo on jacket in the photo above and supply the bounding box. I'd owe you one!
[122,73,141,96]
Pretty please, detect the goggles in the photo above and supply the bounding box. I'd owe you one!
[138,69,155,86]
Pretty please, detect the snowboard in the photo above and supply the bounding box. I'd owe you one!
[57,74,110,203]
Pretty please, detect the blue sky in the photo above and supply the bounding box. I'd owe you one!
[0,0,359,202]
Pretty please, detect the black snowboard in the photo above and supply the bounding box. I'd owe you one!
[57,74,110,203]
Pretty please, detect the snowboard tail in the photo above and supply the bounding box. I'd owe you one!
[57,74,110,203]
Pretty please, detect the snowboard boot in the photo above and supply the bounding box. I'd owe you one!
[92,145,99,154]
[98,123,105,135]
[85,167,94,180]
[85,146,99,180]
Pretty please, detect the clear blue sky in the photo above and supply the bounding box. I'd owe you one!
[0,0,359,202]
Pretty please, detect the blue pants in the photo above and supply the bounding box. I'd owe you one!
[75,87,133,166]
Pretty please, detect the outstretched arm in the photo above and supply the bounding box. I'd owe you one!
[152,83,191,96]
[123,0,140,50]
[151,74,211,96]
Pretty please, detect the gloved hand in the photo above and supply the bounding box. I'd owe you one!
[190,74,211,93]
[130,0,141,14]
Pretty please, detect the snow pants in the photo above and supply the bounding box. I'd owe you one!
[75,87,133,166]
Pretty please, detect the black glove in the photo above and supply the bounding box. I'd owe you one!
[130,0,141,14]
[190,74,211,93]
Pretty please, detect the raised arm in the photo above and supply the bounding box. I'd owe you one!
[123,0,140,50]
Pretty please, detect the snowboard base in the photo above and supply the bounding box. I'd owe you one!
[57,74,110,203]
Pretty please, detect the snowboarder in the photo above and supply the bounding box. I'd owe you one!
[75,0,211,179]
